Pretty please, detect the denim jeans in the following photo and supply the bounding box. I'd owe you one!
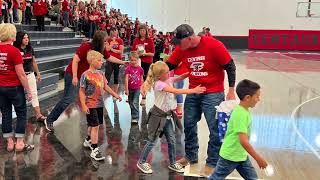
[63,11,69,28]
[183,92,225,167]
[128,89,140,121]
[0,86,27,138]
[174,79,184,104]
[89,22,97,39]
[139,119,176,165]
[13,8,19,23]
[209,157,258,180]
[46,73,78,124]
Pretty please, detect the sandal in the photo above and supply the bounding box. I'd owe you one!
[36,115,47,122]
[7,138,14,152]
[23,144,35,151]
[16,140,34,152]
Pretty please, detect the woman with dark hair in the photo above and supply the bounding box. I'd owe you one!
[44,31,125,132]
[0,23,32,152]
[105,27,124,102]
[13,31,46,121]
[131,24,155,106]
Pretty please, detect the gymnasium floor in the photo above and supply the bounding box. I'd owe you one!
[0,50,319,180]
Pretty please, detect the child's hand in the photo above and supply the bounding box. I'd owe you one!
[81,105,90,114]
[141,89,146,97]
[256,157,268,169]
[115,95,122,102]
[105,42,111,51]
[192,85,206,94]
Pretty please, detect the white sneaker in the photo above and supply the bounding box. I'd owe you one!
[168,163,185,173]
[131,119,138,123]
[83,139,92,149]
[44,119,54,132]
[90,148,105,161]
[137,162,153,174]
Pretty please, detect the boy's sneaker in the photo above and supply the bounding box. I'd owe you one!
[168,163,185,173]
[83,139,92,149]
[137,162,153,174]
[90,148,105,161]
[44,119,54,132]
[131,119,138,123]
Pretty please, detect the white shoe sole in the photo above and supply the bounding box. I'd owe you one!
[44,120,53,132]
[83,141,92,149]
[168,166,185,173]
[137,163,153,174]
[90,155,105,161]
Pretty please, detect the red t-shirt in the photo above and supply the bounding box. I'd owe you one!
[174,62,188,76]
[13,0,19,9]
[99,23,106,31]
[65,43,110,79]
[33,1,48,16]
[107,38,123,60]
[0,44,23,86]
[167,36,231,93]
[91,11,101,24]
[62,0,69,12]
[131,38,155,64]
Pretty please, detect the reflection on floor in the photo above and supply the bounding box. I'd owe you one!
[0,51,320,180]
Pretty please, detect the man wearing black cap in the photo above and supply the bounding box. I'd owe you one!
[166,24,236,177]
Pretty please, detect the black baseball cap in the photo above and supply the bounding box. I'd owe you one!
[171,24,195,45]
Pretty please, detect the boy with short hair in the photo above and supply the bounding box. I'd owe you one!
[209,79,268,180]
[79,50,122,161]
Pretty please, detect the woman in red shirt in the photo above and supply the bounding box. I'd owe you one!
[105,27,124,102]
[88,6,101,39]
[44,31,125,132]
[32,0,48,31]
[61,0,70,28]
[0,23,32,152]
[131,24,155,106]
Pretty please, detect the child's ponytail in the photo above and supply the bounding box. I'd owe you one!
[143,63,155,92]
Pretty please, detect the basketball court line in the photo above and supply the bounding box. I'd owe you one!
[290,95,320,160]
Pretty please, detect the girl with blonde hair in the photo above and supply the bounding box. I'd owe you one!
[137,61,206,174]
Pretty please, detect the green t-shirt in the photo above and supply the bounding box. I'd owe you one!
[219,105,252,162]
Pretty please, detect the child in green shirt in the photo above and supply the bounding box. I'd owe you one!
[209,79,268,180]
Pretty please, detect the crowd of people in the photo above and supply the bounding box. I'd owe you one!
[0,1,270,179]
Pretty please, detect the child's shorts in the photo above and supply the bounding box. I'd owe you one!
[86,107,104,127]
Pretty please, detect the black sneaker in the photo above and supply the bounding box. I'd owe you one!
[44,119,54,132]
[90,148,105,161]
[83,139,92,150]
